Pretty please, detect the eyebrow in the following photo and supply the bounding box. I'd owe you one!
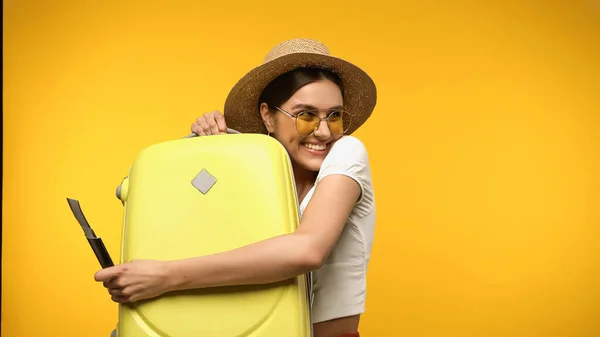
[291,103,344,111]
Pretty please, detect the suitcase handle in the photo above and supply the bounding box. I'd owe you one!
[115,128,242,201]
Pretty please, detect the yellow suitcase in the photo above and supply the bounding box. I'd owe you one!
[113,131,312,337]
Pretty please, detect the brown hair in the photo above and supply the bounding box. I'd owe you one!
[258,67,344,110]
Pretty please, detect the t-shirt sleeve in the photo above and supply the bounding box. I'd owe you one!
[315,136,375,218]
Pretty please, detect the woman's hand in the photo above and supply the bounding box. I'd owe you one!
[191,110,227,136]
[94,259,175,303]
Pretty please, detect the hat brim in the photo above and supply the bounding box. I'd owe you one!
[223,52,377,135]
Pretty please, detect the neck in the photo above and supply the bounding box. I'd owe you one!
[291,162,318,204]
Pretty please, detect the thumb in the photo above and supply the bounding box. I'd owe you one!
[94,265,121,282]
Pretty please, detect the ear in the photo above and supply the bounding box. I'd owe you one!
[259,102,276,133]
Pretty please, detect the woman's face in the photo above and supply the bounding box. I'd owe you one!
[261,79,344,173]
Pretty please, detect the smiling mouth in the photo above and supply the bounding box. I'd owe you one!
[301,142,330,154]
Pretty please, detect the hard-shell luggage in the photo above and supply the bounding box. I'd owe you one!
[113,131,312,337]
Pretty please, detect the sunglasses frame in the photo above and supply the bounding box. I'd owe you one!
[272,105,350,136]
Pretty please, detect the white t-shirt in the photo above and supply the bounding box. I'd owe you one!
[298,135,376,324]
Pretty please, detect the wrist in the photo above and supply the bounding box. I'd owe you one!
[164,259,186,292]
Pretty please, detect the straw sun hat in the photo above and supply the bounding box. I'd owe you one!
[223,38,377,135]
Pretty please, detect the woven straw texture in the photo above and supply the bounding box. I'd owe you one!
[223,38,377,135]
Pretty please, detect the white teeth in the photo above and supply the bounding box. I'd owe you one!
[303,143,326,151]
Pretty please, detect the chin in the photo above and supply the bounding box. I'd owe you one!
[287,143,330,174]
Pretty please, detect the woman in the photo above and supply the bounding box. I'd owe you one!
[96,38,377,337]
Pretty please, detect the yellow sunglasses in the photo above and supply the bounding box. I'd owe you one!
[273,106,349,136]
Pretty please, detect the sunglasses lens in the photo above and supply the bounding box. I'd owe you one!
[294,110,348,135]
[296,112,319,135]
[327,111,345,135]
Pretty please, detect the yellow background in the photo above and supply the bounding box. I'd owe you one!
[3,0,599,336]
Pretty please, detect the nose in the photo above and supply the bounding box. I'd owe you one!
[313,119,331,139]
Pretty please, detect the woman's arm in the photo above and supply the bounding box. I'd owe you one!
[167,173,361,291]
[94,173,361,303]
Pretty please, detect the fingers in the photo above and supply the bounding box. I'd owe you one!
[108,287,124,296]
[95,263,144,304]
[103,277,125,289]
[97,264,129,290]
[106,282,133,303]
[105,281,128,303]
[107,284,132,296]
[109,285,144,303]
[204,114,220,135]
[191,111,227,136]
[214,111,227,133]
[94,265,122,282]
[111,294,129,303]
[194,117,210,136]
